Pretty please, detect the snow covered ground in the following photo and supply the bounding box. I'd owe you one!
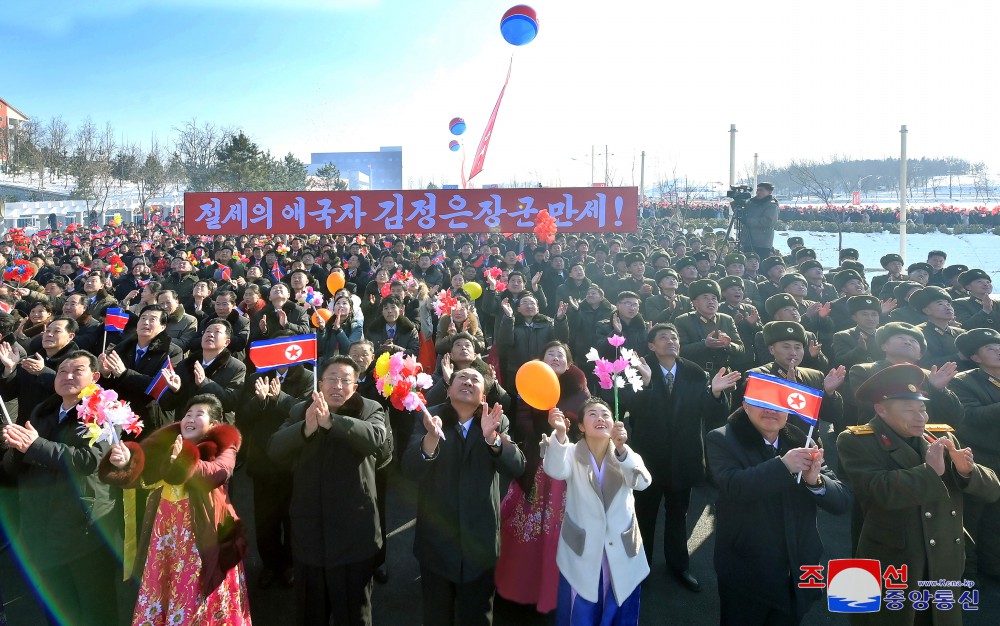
[784,230,1000,285]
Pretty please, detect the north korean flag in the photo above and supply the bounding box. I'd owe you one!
[430,251,446,266]
[105,308,129,333]
[217,262,232,280]
[472,254,488,268]
[743,372,823,424]
[0,301,12,314]
[144,358,175,401]
[271,261,286,283]
[36,229,52,237]
[249,334,317,373]
[95,244,115,259]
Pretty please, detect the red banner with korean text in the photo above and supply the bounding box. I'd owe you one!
[184,187,638,235]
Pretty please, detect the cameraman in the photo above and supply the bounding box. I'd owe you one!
[741,182,779,259]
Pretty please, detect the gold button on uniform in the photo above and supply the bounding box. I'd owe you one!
[929,539,937,547]
[924,511,932,518]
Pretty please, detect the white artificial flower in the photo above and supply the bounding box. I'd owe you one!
[585,347,600,363]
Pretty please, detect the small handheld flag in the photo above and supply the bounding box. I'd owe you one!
[144,358,175,401]
[249,334,318,373]
[105,308,129,333]
[271,261,286,283]
[743,372,823,424]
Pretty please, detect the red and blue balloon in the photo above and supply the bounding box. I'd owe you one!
[449,117,466,135]
[501,5,538,46]
[449,140,460,152]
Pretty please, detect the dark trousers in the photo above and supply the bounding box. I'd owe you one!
[420,566,495,626]
[719,582,800,626]
[295,557,376,626]
[634,481,691,572]
[375,466,388,567]
[253,473,294,572]
[38,546,119,626]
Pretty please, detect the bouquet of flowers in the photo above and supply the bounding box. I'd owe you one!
[106,254,127,277]
[297,286,324,308]
[76,383,143,447]
[3,259,37,284]
[432,290,460,317]
[373,351,434,412]
[585,334,644,421]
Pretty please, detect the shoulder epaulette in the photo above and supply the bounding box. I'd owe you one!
[846,425,874,435]
[925,424,955,433]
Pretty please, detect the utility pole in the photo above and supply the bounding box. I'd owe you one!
[605,144,610,186]
[729,124,737,187]
[899,125,908,261]
[753,153,759,190]
[639,151,646,203]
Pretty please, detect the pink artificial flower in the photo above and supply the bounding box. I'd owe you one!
[608,335,626,348]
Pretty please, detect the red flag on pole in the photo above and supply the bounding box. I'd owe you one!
[468,58,513,181]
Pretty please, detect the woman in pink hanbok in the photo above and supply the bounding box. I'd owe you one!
[495,341,590,613]
[101,394,250,626]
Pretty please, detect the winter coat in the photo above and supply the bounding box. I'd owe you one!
[268,392,387,567]
[99,423,246,596]
[542,434,651,604]
[103,331,184,435]
[741,194,779,250]
[160,349,246,424]
[434,313,485,355]
[248,301,311,343]
[402,401,525,583]
[494,313,570,385]
[2,395,116,567]
[0,340,79,425]
[164,304,199,352]
[365,313,421,356]
[708,409,850,617]
[235,364,313,479]
[193,310,251,357]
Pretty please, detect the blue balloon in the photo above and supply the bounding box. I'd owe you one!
[449,140,460,152]
[449,117,466,136]
[501,5,538,46]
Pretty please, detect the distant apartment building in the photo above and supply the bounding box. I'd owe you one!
[309,146,403,190]
[0,97,30,163]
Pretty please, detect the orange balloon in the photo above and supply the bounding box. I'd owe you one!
[326,272,346,294]
[515,360,560,411]
[311,308,334,327]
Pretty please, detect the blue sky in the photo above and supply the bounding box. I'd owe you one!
[5,0,1000,189]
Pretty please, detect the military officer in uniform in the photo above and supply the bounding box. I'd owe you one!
[643,268,692,324]
[801,260,838,303]
[909,287,963,369]
[756,294,828,372]
[719,252,762,310]
[740,321,846,438]
[870,253,905,297]
[674,279,745,372]
[828,269,869,331]
[953,269,998,331]
[838,364,1000,626]
[848,322,963,426]
[611,252,658,302]
[887,281,927,326]
[718,276,762,368]
[757,257,786,303]
[951,328,1000,578]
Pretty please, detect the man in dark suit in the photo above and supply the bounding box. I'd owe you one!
[161,319,246,423]
[708,379,850,625]
[403,368,525,626]
[2,351,119,626]
[952,328,1000,578]
[625,323,739,592]
[268,356,388,626]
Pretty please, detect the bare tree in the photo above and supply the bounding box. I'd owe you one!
[788,158,846,250]
[972,162,992,201]
[44,116,71,184]
[173,119,228,191]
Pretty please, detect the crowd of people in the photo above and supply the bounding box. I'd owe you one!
[1,180,1000,625]
[645,199,1000,225]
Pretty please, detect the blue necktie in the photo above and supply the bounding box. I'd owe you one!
[136,347,146,362]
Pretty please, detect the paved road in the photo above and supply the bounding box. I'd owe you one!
[3,466,1000,625]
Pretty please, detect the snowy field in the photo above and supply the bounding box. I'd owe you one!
[784,230,1000,285]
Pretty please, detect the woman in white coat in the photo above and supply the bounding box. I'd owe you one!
[543,397,651,626]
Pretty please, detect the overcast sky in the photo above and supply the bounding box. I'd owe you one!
[5,0,999,189]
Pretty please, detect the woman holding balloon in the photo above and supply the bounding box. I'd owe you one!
[495,342,590,614]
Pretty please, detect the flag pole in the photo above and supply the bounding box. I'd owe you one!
[312,308,318,394]
[102,328,107,353]
[796,423,816,484]
[0,395,13,426]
